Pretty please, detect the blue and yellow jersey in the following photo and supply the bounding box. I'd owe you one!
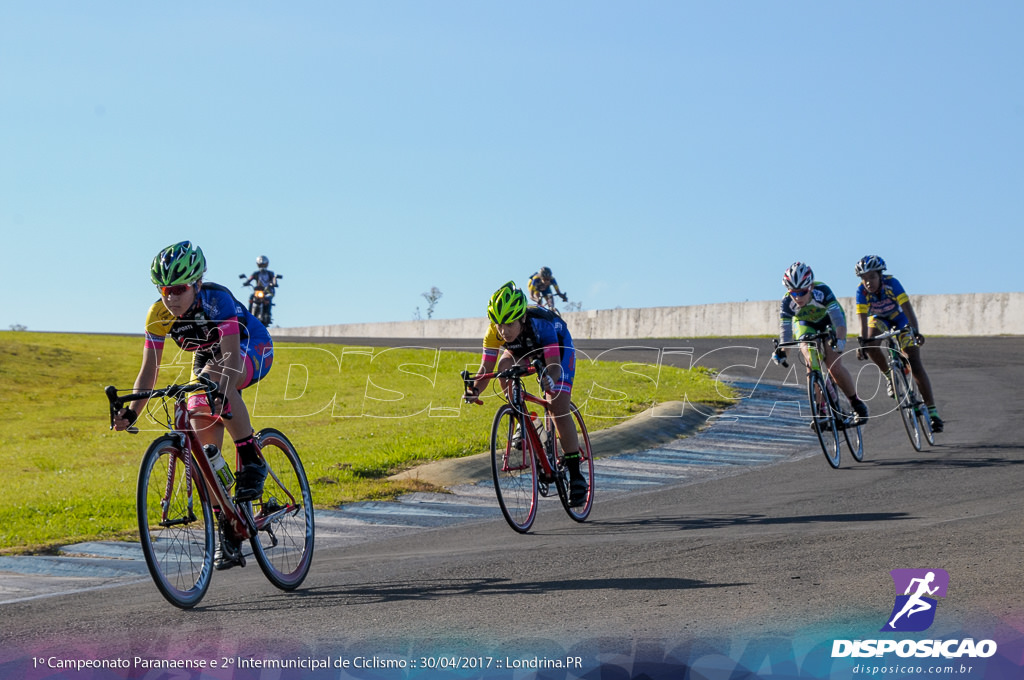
[779,281,846,341]
[528,273,561,297]
[144,282,267,353]
[855,275,909,322]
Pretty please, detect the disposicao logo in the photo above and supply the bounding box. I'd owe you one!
[882,568,949,632]
[831,568,998,660]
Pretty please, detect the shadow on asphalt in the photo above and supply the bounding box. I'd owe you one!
[585,512,912,533]
[211,576,746,612]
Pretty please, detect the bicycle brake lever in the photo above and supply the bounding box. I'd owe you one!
[104,385,120,430]
[105,385,141,434]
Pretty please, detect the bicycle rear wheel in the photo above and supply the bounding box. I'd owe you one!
[249,428,315,590]
[547,403,594,522]
[890,364,923,451]
[833,389,864,462]
[808,372,841,468]
[137,435,214,609]
[490,404,538,533]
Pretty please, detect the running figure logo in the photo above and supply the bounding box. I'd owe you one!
[881,568,950,632]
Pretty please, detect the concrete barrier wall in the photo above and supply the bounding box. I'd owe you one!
[273,292,1024,340]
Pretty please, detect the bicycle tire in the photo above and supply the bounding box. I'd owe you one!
[490,403,538,533]
[249,428,315,590]
[137,435,215,609]
[833,389,865,462]
[547,403,594,522]
[808,371,841,468]
[890,363,923,451]
[910,392,935,448]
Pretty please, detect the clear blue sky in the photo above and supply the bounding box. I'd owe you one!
[3,2,1021,334]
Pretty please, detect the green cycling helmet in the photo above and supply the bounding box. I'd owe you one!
[487,281,528,324]
[151,240,207,286]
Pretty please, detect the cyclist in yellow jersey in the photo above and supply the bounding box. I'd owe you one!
[112,241,275,569]
[464,282,587,506]
[528,266,567,308]
[854,255,943,432]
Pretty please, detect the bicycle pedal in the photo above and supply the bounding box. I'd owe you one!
[539,483,552,497]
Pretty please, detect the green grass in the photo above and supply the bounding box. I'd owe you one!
[0,331,732,553]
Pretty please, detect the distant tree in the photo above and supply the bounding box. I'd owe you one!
[422,286,443,319]
[412,307,422,321]
[9,324,27,331]
[564,301,582,313]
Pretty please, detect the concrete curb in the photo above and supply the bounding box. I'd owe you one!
[389,401,718,489]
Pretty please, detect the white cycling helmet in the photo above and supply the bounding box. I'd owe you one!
[855,255,886,276]
[782,262,814,291]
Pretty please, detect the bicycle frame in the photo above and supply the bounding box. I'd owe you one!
[105,380,298,543]
[775,332,840,413]
[871,327,933,449]
[464,362,558,479]
[775,330,863,467]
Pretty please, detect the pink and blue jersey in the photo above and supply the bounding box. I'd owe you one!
[144,282,273,388]
[483,307,576,393]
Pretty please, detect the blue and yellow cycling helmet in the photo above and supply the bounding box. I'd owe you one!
[151,241,206,286]
[855,255,886,276]
[487,281,528,324]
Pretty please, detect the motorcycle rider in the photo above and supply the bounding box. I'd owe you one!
[242,256,279,323]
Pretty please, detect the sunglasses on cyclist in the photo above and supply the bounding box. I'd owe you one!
[158,284,193,296]
[789,288,811,298]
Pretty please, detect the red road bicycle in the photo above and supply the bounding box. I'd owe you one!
[462,361,593,533]
[105,376,314,608]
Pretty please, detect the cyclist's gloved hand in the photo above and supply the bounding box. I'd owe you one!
[540,373,556,394]
[914,332,926,346]
[771,348,788,367]
[834,337,847,352]
[113,407,138,431]
[855,336,869,360]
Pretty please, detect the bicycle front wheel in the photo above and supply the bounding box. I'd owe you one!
[809,372,841,468]
[911,393,935,448]
[137,435,214,609]
[890,365,923,451]
[491,404,538,533]
[833,390,864,462]
[548,403,594,522]
[249,428,315,590]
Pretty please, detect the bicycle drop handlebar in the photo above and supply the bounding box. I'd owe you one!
[104,375,218,434]
[773,329,836,351]
[461,359,547,404]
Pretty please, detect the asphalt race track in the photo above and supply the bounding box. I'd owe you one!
[2,337,1021,678]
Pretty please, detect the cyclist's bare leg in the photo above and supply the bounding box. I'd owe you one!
[862,330,889,373]
[905,346,936,406]
[547,389,580,455]
[821,345,859,400]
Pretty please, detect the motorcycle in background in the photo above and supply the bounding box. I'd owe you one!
[240,273,282,326]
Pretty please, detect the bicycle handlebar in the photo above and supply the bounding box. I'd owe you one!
[461,359,546,404]
[870,326,917,343]
[105,375,218,434]
[773,329,835,350]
